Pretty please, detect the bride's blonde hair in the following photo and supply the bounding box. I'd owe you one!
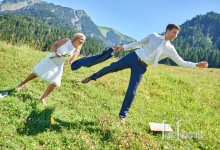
[72,33,86,50]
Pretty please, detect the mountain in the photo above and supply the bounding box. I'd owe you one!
[0,0,135,46]
[98,26,135,46]
[0,14,106,55]
[178,12,220,50]
[0,0,220,67]
[169,12,220,68]
[157,12,220,68]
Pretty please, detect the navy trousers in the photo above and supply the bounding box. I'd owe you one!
[71,48,113,71]
[90,52,147,117]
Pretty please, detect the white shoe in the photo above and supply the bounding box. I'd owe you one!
[120,118,125,124]
[0,92,8,98]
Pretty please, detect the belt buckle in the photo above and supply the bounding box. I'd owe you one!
[136,53,148,67]
[138,58,147,67]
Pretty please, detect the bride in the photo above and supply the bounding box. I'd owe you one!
[18,33,86,106]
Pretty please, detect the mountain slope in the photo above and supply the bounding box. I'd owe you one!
[0,0,41,11]
[0,14,106,54]
[0,1,219,67]
[0,0,135,46]
[98,26,135,46]
[178,12,220,49]
[162,12,220,68]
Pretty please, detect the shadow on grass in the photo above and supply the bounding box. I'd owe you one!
[0,88,17,96]
[17,108,114,142]
[2,88,115,142]
[1,88,38,109]
[1,88,36,101]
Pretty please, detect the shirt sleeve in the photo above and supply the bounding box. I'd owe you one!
[169,48,197,67]
[122,34,151,51]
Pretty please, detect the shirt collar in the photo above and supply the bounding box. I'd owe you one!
[160,35,165,40]
[160,35,170,42]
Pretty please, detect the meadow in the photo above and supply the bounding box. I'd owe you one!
[0,41,219,149]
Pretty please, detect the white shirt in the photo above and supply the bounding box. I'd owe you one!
[123,33,197,67]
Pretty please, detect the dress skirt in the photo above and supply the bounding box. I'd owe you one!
[33,53,66,86]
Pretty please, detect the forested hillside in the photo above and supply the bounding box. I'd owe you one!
[0,14,105,55]
[0,11,220,67]
[0,0,135,46]
[170,12,220,68]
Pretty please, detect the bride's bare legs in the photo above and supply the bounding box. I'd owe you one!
[40,83,57,106]
[18,73,38,91]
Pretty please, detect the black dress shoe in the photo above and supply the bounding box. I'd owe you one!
[81,77,91,83]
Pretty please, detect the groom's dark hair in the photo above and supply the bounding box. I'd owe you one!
[166,24,180,31]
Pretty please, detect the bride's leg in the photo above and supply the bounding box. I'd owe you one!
[40,83,57,106]
[18,73,38,91]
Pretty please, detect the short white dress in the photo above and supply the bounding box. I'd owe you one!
[33,39,75,86]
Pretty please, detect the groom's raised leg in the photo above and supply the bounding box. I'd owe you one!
[81,76,91,83]
[82,52,135,83]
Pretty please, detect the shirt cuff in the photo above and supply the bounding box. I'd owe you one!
[194,63,198,67]
[122,45,130,50]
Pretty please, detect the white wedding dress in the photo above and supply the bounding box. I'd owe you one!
[33,39,75,86]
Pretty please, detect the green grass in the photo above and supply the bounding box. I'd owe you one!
[0,41,219,149]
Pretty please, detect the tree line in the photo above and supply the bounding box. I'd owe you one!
[0,13,220,68]
[0,14,105,55]
[166,12,220,68]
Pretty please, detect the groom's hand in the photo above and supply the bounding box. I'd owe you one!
[196,61,208,68]
[113,45,123,52]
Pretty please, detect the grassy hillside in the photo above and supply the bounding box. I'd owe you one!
[0,41,219,149]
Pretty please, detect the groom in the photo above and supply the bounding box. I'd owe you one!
[81,24,208,124]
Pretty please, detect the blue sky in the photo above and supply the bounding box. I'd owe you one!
[42,0,220,40]
[3,0,220,40]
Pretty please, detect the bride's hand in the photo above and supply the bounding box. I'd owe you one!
[68,61,73,65]
[55,52,61,58]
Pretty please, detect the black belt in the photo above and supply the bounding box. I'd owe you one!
[135,53,148,68]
